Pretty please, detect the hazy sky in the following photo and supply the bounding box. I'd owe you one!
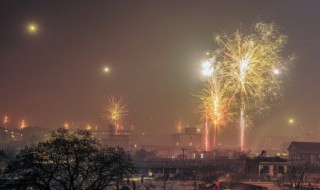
[0,1,320,143]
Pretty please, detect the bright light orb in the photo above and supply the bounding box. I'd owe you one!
[201,57,216,77]
[273,68,281,75]
[104,67,110,73]
[239,58,250,82]
[289,118,294,124]
[27,23,38,34]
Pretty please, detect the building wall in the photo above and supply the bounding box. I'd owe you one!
[246,159,287,178]
[172,133,202,149]
[289,152,320,167]
[258,163,287,177]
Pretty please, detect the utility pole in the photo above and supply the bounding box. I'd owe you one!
[181,148,187,160]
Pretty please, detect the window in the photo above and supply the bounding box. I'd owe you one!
[278,166,284,174]
[261,165,269,174]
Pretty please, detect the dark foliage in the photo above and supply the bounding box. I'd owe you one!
[1,128,136,190]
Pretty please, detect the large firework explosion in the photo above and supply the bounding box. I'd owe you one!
[198,22,291,151]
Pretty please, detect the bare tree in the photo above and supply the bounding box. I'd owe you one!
[1,128,136,190]
[288,153,310,189]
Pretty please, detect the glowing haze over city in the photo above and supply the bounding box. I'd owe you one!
[1,1,320,149]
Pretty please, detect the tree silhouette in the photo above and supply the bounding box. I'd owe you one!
[2,128,136,190]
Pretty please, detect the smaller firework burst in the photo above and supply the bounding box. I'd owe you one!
[197,79,234,150]
[102,96,128,131]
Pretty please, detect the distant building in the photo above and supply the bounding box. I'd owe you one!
[288,141,320,167]
[172,127,202,150]
[93,124,131,149]
[101,133,130,148]
[0,127,23,145]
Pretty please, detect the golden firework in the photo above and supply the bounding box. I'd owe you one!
[213,22,292,149]
[198,81,232,129]
[102,96,128,126]
[197,78,233,150]
[215,23,288,108]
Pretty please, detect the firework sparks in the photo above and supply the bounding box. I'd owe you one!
[197,79,233,151]
[214,22,290,150]
[102,96,128,132]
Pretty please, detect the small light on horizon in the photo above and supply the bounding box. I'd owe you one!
[86,124,92,131]
[3,115,8,124]
[20,120,26,130]
[64,122,70,129]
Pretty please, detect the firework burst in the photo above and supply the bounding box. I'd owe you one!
[197,78,233,151]
[102,96,128,132]
[214,22,291,150]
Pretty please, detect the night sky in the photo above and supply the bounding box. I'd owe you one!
[1,1,320,144]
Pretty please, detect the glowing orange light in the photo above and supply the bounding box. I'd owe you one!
[64,122,69,129]
[177,120,182,133]
[20,120,26,129]
[86,124,92,131]
[3,115,8,124]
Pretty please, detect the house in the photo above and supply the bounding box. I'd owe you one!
[245,156,287,178]
[287,141,320,167]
